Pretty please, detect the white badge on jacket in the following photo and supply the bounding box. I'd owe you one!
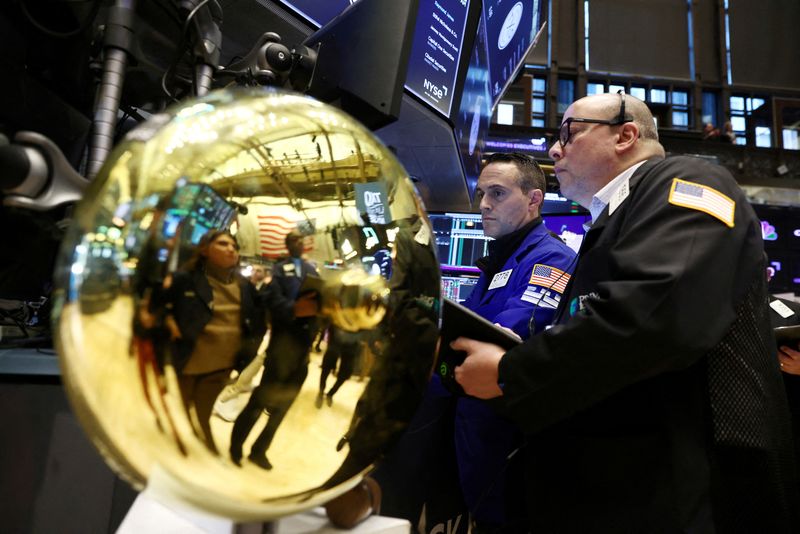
[488,269,513,290]
[608,177,630,216]
[771,299,795,319]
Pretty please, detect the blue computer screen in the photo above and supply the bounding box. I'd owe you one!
[405,0,472,118]
[483,0,543,106]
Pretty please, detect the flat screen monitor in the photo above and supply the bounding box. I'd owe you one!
[753,204,800,252]
[763,251,800,294]
[752,203,800,293]
[541,192,585,215]
[304,0,417,130]
[453,16,491,199]
[404,0,474,119]
[428,211,485,273]
[441,272,480,303]
[483,0,545,108]
[430,208,591,267]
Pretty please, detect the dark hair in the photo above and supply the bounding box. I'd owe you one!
[484,152,546,194]
[182,229,239,272]
[285,229,304,246]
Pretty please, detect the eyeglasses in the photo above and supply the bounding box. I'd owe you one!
[558,90,633,147]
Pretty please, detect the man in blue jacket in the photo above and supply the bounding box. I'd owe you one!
[229,230,318,469]
[455,152,576,533]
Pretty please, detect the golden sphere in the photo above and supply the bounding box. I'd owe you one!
[52,88,440,520]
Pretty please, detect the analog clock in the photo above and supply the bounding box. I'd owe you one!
[497,2,524,50]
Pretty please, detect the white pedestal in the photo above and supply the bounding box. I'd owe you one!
[274,506,410,534]
[117,491,242,534]
[117,491,410,534]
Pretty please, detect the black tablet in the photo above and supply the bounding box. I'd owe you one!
[775,325,800,348]
[437,298,522,396]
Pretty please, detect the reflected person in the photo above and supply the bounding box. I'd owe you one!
[316,325,361,408]
[213,263,273,419]
[229,230,319,469]
[325,216,439,488]
[163,230,263,453]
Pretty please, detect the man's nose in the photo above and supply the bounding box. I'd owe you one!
[548,141,562,161]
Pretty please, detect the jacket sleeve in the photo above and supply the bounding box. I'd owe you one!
[497,159,766,433]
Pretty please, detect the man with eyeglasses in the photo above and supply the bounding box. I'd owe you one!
[452,92,799,532]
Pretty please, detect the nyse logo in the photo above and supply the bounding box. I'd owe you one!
[423,78,448,100]
[429,514,462,534]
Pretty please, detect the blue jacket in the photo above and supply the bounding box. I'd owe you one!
[455,220,576,527]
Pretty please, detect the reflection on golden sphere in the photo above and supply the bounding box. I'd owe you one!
[52,88,440,520]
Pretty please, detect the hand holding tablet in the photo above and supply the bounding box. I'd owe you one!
[437,298,521,395]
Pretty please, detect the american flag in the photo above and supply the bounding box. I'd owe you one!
[669,179,734,227]
[529,264,570,293]
[257,214,314,259]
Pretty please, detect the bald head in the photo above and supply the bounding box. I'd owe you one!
[575,94,664,157]
[590,93,660,142]
[548,93,666,208]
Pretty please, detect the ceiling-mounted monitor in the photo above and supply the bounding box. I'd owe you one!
[483,0,547,110]
[403,0,476,120]
[303,0,419,130]
[453,15,491,199]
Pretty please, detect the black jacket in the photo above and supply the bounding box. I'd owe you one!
[497,156,799,532]
[166,269,264,372]
[262,257,319,381]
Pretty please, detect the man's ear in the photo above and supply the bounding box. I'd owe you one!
[616,122,639,153]
[529,188,544,209]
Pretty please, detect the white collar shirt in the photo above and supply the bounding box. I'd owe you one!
[588,160,648,224]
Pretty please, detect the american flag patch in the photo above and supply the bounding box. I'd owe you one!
[668,178,735,227]
[529,264,570,293]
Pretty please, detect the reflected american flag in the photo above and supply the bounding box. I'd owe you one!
[257,215,296,258]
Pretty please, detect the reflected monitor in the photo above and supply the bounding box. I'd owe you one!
[162,182,238,246]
